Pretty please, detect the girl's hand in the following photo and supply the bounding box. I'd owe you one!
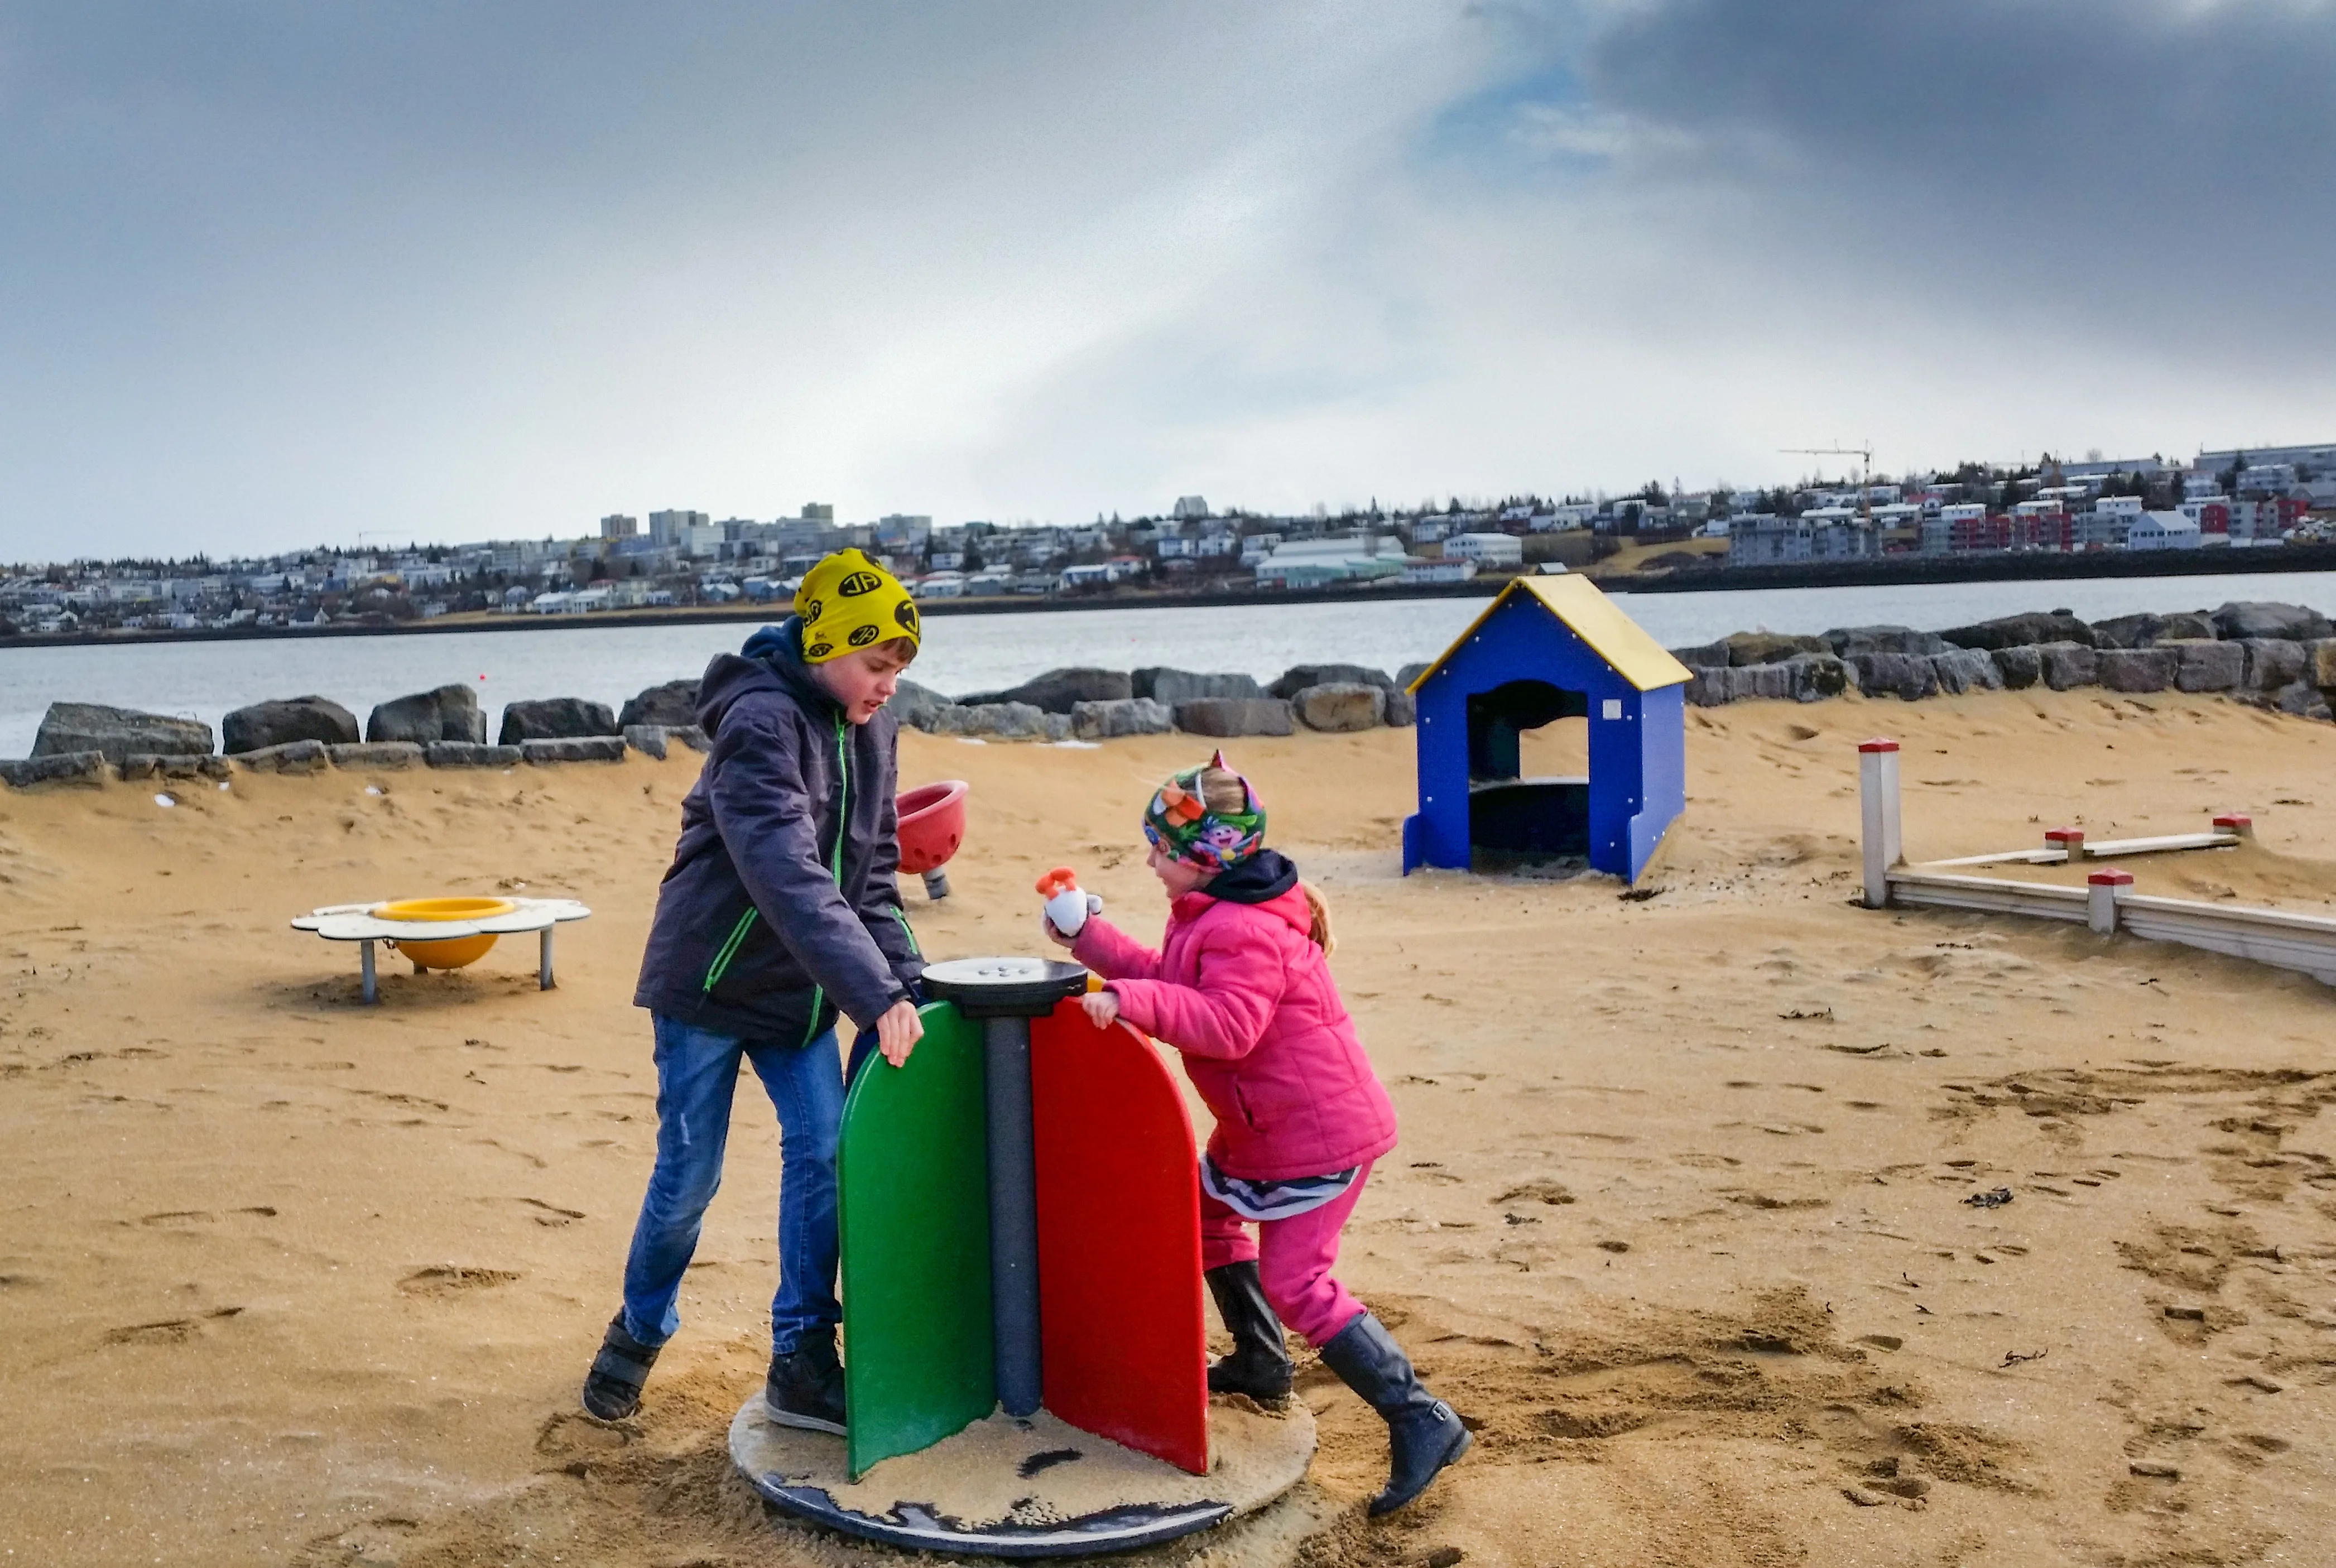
[875,998,925,1067]
[1080,988,1120,1030]
[1041,913,1076,949]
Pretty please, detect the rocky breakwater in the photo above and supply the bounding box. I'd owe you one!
[892,663,1421,743]
[1,679,717,790]
[1673,600,2336,721]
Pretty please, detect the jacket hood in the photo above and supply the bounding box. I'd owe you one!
[1175,859,1313,940]
[697,618,836,733]
[1205,849,1299,906]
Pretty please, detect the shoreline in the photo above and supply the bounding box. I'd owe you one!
[10,542,2335,650]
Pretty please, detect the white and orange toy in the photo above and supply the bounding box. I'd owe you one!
[1036,865,1102,939]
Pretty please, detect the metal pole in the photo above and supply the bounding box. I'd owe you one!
[2088,869,2130,935]
[1858,739,1901,909]
[539,926,555,990]
[360,939,377,1004]
[982,1014,1042,1417]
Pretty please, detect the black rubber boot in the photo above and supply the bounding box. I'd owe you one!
[581,1312,661,1421]
[1318,1312,1473,1515]
[766,1326,847,1435]
[1204,1262,1295,1399]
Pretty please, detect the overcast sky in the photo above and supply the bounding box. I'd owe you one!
[3,1,2332,560]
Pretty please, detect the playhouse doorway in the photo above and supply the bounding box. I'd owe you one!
[1466,679,1591,870]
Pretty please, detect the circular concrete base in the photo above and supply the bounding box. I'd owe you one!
[730,1397,1316,1558]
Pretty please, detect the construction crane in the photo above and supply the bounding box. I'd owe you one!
[1781,444,1877,523]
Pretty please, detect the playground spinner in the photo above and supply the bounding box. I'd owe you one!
[728,955,1314,1556]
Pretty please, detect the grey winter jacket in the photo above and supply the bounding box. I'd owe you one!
[631,620,924,1043]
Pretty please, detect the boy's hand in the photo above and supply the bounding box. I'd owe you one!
[875,999,925,1067]
[1080,988,1119,1030]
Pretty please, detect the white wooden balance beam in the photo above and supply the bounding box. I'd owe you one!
[1857,738,2336,987]
[291,899,592,1003]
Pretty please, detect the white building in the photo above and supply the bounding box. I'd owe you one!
[1403,557,1477,584]
[2127,512,2203,551]
[1441,532,1524,567]
[1172,496,1210,521]
[1252,536,1404,588]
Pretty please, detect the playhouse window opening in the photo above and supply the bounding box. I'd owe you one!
[1465,679,1592,867]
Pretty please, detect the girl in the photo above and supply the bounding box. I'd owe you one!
[1045,754,1471,1516]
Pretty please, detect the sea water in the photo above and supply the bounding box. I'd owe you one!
[3,569,2333,758]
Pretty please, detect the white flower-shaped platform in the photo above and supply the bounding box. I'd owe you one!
[290,898,592,1003]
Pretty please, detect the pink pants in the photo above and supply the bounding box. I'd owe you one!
[1198,1159,1373,1348]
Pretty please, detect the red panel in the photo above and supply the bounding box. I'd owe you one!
[1030,999,1208,1475]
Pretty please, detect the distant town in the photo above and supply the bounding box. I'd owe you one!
[3,442,2333,638]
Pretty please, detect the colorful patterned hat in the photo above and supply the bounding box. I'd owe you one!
[1143,751,1266,872]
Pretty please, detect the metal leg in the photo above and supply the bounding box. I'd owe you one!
[982,1014,1042,1417]
[921,868,951,900]
[359,940,377,1004]
[539,926,555,990]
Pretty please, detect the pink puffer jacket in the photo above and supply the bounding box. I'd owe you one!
[1073,886,1398,1182]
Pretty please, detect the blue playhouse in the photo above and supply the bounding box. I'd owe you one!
[1401,575,1690,883]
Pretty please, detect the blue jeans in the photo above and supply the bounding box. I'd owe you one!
[619,1016,874,1357]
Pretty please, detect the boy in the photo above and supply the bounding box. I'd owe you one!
[581,549,927,1431]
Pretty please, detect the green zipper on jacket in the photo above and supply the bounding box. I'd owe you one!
[703,908,758,994]
[801,713,850,1045]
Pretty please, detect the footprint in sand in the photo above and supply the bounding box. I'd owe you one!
[399,1267,521,1298]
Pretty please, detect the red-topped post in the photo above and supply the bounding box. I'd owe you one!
[2045,826,2085,860]
[2213,814,2253,840]
[2088,868,2133,935]
[1859,739,1901,909]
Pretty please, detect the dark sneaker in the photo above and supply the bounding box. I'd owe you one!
[766,1331,847,1434]
[581,1313,661,1421]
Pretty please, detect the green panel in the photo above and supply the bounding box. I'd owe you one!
[839,999,994,1479]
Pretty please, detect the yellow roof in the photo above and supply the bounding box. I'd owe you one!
[1405,575,1691,693]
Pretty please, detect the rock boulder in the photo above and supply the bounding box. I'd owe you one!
[1267,664,1395,699]
[1939,611,2094,651]
[2213,602,2334,642]
[1384,689,1417,726]
[33,702,212,763]
[888,679,956,731]
[523,737,627,764]
[222,696,359,754]
[1852,653,1939,702]
[2239,639,2305,693]
[1989,646,2042,690]
[368,684,487,745]
[2040,642,2100,691]
[2172,640,2243,692]
[1131,668,1265,704]
[2098,647,2181,693]
[618,680,699,730]
[1070,698,1175,740]
[1724,631,1830,666]
[233,739,329,774]
[498,698,618,744]
[923,703,1073,742]
[2092,611,2217,648]
[423,742,523,768]
[121,753,232,780]
[1292,683,1387,732]
[0,751,106,788]
[1786,653,1852,701]
[623,724,710,760]
[1929,649,2005,696]
[1174,698,1295,738]
[1825,626,1949,659]
[956,668,1130,714]
[324,742,423,770]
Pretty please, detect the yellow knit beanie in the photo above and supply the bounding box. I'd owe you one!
[794,549,920,663]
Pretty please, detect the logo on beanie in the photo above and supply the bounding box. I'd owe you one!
[806,641,833,660]
[848,623,879,647]
[895,600,919,635]
[802,598,824,623]
[838,570,883,597]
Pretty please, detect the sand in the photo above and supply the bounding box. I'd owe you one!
[730,1398,1313,1528]
[3,686,2335,1566]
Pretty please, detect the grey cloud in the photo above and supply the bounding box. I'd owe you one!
[1554,0,2336,330]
